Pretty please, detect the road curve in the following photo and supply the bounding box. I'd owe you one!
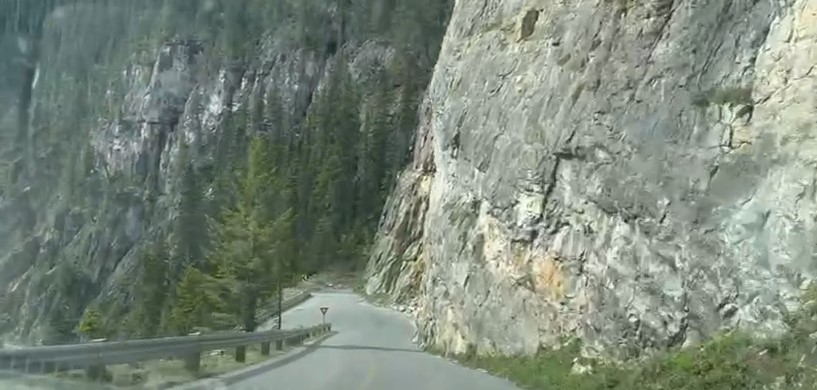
[235,290,521,390]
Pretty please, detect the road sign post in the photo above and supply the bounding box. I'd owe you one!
[320,307,329,325]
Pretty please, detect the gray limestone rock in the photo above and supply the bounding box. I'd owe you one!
[367,0,817,358]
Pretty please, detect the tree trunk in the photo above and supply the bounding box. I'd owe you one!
[241,286,258,332]
[276,272,283,330]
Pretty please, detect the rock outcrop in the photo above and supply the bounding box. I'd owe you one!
[367,0,817,358]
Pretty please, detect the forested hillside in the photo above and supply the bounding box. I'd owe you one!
[0,0,452,344]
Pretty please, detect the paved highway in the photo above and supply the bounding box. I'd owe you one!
[236,290,521,390]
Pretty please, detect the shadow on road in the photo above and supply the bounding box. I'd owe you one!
[315,345,422,353]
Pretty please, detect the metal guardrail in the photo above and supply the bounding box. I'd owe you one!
[0,323,331,376]
[0,290,324,386]
[261,290,313,319]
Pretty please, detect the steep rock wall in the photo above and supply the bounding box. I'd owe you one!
[367,0,817,358]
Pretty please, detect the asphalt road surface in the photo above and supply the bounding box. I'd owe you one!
[234,290,521,390]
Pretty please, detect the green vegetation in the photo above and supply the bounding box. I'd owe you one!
[77,308,105,340]
[606,0,637,11]
[693,86,754,108]
[125,242,170,338]
[442,287,817,390]
[167,266,225,334]
[50,330,330,388]
[1,0,453,343]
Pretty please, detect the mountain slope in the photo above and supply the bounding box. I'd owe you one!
[0,0,452,345]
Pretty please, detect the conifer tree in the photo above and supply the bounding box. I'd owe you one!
[43,303,77,345]
[168,265,216,334]
[172,162,207,268]
[208,136,291,333]
[130,241,170,337]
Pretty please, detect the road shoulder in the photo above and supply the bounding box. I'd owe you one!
[171,331,337,390]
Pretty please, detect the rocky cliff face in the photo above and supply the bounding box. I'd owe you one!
[367,0,817,358]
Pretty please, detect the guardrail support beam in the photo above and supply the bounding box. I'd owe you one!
[184,352,201,374]
[235,345,247,362]
[86,364,107,382]
[0,320,334,380]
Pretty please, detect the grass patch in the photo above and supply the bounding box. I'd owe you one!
[52,343,284,388]
[693,86,754,108]
[437,288,817,390]
[367,292,393,305]
[353,277,367,294]
[607,0,638,11]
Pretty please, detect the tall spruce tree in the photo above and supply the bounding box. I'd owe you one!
[129,241,170,337]
[168,265,223,334]
[208,136,290,332]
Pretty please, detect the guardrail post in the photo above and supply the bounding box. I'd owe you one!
[184,352,201,374]
[86,338,109,382]
[0,318,333,381]
[87,365,107,382]
[235,345,247,363]
[183,332,202,374]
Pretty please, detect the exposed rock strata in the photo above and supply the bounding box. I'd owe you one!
[367,0,817,358]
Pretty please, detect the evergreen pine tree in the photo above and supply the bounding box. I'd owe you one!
[168,266,208,334]
[130,241,170,337]
[43,303,77,345]
[172,163,207,268]
[208,136,290,332]
[356,80,391,232]
[222,0,251,61]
